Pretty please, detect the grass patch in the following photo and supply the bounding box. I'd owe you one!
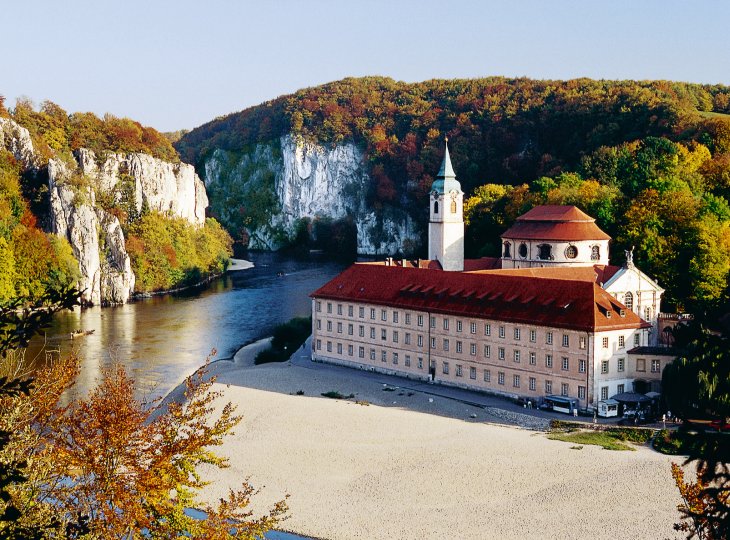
[547,430,635,451]
[653,429,696,455]
[254,316,311,365]
[321,391,355,400]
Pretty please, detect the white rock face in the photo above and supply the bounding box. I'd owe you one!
[202,134,421,254]
[0,117,38,167]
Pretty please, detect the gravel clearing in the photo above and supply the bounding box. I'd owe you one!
[187,341,682,540]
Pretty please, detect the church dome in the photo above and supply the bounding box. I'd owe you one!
[501,205,610,242]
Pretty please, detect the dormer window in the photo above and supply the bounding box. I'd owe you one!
[591,245,600,261]
[538,244,553,260]
[503,241,512,258]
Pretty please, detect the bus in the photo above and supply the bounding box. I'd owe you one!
[541,395,579,415]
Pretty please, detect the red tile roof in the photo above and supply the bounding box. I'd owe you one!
[469,264,622,285]
[312,263,648,332]
[501,205,611,241]
[365,257,501,271]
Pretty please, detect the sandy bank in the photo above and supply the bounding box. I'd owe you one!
[193,349,682,540]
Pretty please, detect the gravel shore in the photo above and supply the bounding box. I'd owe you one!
[191,340,682,540]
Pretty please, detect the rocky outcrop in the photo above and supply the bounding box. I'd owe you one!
[0,117,39,168]
[201,134,421,254]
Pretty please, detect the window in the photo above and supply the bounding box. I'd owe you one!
[601,386,609,400]
[617,358,625,372]
[337,322,343,334]
[443,362,449,375]
[470,343,477,356]
[545,380,552,393]
[591,245,600,261]
[484,369,491,382]
[562,357,569,370]
[485,324,491,336]
[327,321,332,332]
[417,335,423,347]
[443,339,450,351]
[443,318,449,331]
[484,345,491,358]
[456,365,463,377]
[434,200,439,214]
[470,367,476,379]
[316,339,321,350]
[381,310,387,321]
[418,357,423,369]
[348,305,353,317]
[370,327,375,339]
[316,319,321,330]
[348,324,353,336]
[578,386,586,399]
[381,329,387,341]
[457,320,462,332]
[405,313,411,325]
[405,333,411,345]
[513,375,520,388]
[381,351,387,362]
[431,337,436,349]
[579,336,586,350]
[316,301,322,312]
[327,303,332,314]
[417,315,424,327]
[348,344,353,356]
[601,360,609,374]
[359,325,365,337]
[617,384,625,394]
[514,328,521,340]
[637,358,646,372]
[545,354,553,368]
[565,245,578,259]
[514,350,520,363]
[393,353,398,365]
[562,334,569,347]
[430,317,436,328]
[529,377,536,391]
[498,372,505,385]
[624,292,633,310]
[359,346,365,358]
[370,308,375,320]
[470,322,477,334]
[579,359,586,373]
[618,335,625,348]
[451,199,457,213]
[456,341,462,353]
[529,329,536,342]
[503,241,512,258]
[393,331,399,343]
[651,359,661,373]
[546,332,553,345]
[499,326,505,338]
[393,311,398,324]
[538,243,553,260]
[359,306,364,318]
[645,307,651,321]
[519,243,528,258]
[498,347,505,360]
[405,355,411,367]
[634,333,640,346]
[602,337,609,349]
[529,352,536,365]
[370,349,375,360]
[327,341,332,352]
[561,383,569,396]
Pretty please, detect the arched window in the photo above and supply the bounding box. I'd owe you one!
[538,244,552,260]
[503,241,511,258]
[624,292,633,310]
[518,243,528,258]
[565,245,578,259]
[434,200,439,214]
[591,245,600,261]
[450,199,457,213]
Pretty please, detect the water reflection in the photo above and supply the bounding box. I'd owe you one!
[28,253,344,400]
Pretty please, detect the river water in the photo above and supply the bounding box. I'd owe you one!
[28,252,344,401]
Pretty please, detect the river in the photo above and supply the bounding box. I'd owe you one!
[27,252,344,401]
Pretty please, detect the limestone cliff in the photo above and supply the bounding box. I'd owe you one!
[0,118,208,305]
[201,134,420,255]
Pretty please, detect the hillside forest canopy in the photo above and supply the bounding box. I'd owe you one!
[0,96,232,302]
[176,77,730,314]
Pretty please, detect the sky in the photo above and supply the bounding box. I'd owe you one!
[4,0,730,132]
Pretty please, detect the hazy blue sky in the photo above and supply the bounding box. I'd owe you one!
[4,0,730,132]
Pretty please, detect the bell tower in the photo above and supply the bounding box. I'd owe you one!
[428,139,464,271]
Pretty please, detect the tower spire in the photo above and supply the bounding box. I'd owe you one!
[437,137,456,179]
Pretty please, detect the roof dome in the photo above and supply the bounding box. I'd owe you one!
[502,205,611,241]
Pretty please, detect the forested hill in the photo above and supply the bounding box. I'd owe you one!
[176,77,730,313]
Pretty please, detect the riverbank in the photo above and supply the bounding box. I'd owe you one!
[188,339,682,540]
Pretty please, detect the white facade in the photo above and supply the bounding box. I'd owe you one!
[501,238,610,268]
[428,189,464,271]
